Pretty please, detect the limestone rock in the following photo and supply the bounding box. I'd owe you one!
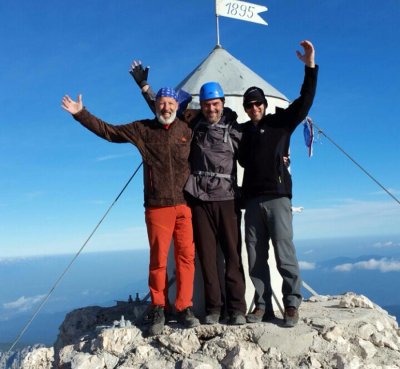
[221,342,263,369]
[92,326,143,355]
[70,352,105,369]
[180,360,215,369]
[339,292,375,309]
[20,347,53,369]
[4,293,400,369]
[357,338,377,359]
[0,345,50,369]
[158,330,201,355]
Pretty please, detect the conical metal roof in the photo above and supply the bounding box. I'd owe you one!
[175,45,288,103]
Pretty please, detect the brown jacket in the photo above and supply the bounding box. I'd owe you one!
[73,109,192,208]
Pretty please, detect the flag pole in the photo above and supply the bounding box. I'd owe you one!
[215,0,221,46]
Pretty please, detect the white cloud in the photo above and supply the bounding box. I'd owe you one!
[299,261,316,270]
[95,152,134,162]
[3,295,46,312]
[334,263,353,272]
[373,241,400,248]
[0,255,40,264]
[294,199,400,239]
[334,258,400,273]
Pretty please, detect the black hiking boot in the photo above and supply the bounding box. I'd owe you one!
[148,305,165,336]
[177,307,200,328]
[229,311,246,325]
[204,313,220,325]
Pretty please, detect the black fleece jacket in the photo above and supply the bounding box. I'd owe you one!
[238,65,318,200]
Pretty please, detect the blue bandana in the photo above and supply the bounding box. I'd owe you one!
[156,87,178,102]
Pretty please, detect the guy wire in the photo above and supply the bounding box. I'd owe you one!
[7,162,143,354]
[313,122,400,206]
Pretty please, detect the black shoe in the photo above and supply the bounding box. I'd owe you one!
[204,313,220,325]
[229,311,246,325]
[177,307,200,328]
[246,307,276,323]
[262,310,276,322]
[283,306,299,327]
[148,305,165,336]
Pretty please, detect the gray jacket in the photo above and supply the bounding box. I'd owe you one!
[184,108,242,202]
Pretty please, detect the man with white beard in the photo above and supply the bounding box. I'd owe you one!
[61,88,200,336]
[130,75,247,326]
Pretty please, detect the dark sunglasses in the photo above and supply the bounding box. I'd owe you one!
[244,101,263,110]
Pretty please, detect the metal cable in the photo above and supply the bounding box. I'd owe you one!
[8,122,398,352]
[313,122,400,206]
[7,162,143,354]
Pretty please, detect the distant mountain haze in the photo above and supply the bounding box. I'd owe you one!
[1,236,399,347]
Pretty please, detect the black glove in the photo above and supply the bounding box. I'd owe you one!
[129,61,149,88]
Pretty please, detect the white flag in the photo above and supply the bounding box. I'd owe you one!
[216,0,268,26]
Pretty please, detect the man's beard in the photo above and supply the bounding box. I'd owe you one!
[156,110,177,125]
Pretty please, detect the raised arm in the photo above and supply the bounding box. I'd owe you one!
[296,40,315,68]
[266,41,318,131]
[129,59,156,114]
[60,93,143,147]
[128,59,193,119]
[129,60,150,89]
[62,94,83,115]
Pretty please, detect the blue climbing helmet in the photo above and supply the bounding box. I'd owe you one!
[199,82,224,102]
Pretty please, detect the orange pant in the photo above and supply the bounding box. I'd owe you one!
[145,204,195,312]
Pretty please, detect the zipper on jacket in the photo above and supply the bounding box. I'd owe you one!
[168,131,176,204]
[149,167,154,194]
[276,156,283,185]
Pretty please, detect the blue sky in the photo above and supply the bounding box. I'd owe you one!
[1,0,399,258]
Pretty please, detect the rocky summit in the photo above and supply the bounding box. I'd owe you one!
[3,293,400,369]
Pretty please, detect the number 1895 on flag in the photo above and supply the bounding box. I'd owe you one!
[216,0,268,26]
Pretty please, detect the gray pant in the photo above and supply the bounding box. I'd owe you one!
[244,196,302,310]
